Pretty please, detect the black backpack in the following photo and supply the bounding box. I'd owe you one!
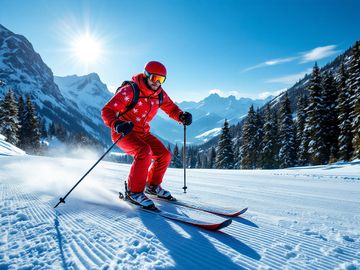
[115,81,163,116]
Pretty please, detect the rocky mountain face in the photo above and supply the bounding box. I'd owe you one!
[54,74,112,129]
[0,23,272,148]
[0,24,112,146]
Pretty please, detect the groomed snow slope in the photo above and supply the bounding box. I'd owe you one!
[0,153,359,269]
[0,134,25,156]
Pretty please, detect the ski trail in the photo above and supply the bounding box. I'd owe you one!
[0,183,177,269]
[0,184,62,269]
[56,205,174,269]
[1,156,360,269]
[1,181,359,269]
[224,213,360,269]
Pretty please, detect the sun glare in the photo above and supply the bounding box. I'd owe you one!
[71,33,103,64]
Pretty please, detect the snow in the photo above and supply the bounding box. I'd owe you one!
[0,134,25,156]
[195,127,222,142]
[54,74,112,127]
[0,142,360,269]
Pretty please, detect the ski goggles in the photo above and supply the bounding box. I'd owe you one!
[145,71,166,84]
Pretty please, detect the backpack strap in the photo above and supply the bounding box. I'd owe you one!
[115,81,140,118]
[115,81,163,118]
[158,91,163,106]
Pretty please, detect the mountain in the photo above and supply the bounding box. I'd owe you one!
[0,23,272,148]
[0,24,112,147]
[0,24,65,103]
[267,46,353,112]
[151,93,272,144]
[196,43,357,153]
[54,74,112,131]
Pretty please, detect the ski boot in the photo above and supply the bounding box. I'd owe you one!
[126,191,157,210]
[145,184,175,200]
[120,181,157,210]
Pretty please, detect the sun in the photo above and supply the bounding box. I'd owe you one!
[71,33,103,64]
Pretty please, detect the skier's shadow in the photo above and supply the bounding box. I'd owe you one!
[232,216,259,228]
[54,211,69,270]
[141,203,261,270]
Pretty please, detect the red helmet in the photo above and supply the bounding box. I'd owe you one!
[144,61,167,76]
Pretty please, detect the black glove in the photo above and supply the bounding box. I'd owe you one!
[114,121,134,135]
[179,112,192,126]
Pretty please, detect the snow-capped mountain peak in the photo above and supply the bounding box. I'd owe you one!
[0,24,112,146]
[54,74,112,127]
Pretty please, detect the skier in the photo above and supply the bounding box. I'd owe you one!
[102,61,192,208]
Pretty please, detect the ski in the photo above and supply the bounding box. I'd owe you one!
[119,192,232,231]
[147,195,248,217]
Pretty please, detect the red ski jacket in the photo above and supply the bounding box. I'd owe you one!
[102,73,183,137]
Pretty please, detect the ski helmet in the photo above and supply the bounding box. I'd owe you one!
[144,61,167,76]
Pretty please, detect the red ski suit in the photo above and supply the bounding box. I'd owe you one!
[101,73,183,192]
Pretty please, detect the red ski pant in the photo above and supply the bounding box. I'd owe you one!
[113,131,172,193]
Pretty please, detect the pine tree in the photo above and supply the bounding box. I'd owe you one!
[167,143,172,153]
[55,123,68,142]
[17,95,26,148]
[188,147,197,168]
[348,41,360,159]
[40,119,48,139]
[261,104,277,168]
[71,132,93,147]
[48,122,56,138]
[297,95,310,165]
[195,152,202,168]
[22,95,41,154]
[337,63,353,161]
[254,108,264,167]
[298,125,310,166]
[278,92,297,168]
[215,119,234,169]
[322,71,339,162]
[180,145,184,164]
[296,95,307,151]
[233,136,242,169]
[0,90,19,145]
[201,152,208,168]
[208,147,216,168]
[171,144,182,168]
[306,63,328,165]
[272,110,280,167]
[240,105,258,169]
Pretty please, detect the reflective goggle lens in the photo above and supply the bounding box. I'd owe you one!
[150,74,166,84]
[145,71,166,84]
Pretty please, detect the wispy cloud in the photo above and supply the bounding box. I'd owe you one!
[267,68,312,85]
[244,57,297,72]
[264,57,297,66]
[300,45,339,63]
[243,45,339,72]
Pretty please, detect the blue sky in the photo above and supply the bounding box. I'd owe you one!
[0,0,359,102]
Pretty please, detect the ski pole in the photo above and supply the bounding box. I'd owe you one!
[182,124,187,193]
[54,134,124,208]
